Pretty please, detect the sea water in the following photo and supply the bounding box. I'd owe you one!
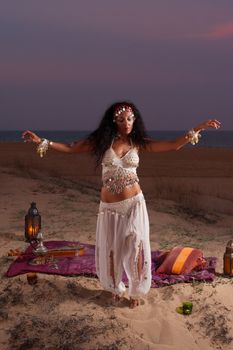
[0,130,232,148]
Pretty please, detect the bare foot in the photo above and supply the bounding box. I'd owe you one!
[129,298,139,308]
[112,293,121,303]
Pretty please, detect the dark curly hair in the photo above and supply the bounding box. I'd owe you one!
[86,101,149,167]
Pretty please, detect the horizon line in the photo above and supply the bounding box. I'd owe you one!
[0,129,232,132]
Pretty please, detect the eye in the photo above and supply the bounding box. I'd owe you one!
[115,115,135,124]
[127,117,133,122]
[127,116,135,123]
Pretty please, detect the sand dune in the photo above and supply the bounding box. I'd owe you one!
[0,143,233,349]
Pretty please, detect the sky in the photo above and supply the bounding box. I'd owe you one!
[1,0,233,130]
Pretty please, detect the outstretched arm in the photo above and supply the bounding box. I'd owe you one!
[22,130,92,154]
[144,119,221,153]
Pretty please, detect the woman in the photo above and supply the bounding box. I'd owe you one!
[22,101,221,308]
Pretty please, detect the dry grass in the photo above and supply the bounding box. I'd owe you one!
[144,176,233,215]
[1,279,137,350]
[2,145,233,215]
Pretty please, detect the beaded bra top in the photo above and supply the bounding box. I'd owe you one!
[102,139,139,194]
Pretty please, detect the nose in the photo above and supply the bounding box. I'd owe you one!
[121,119,128,126]
[125,121,131,128]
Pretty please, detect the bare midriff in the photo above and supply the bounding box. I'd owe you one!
[100,182,142,203]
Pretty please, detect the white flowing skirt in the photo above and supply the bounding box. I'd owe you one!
[95,192,151,298]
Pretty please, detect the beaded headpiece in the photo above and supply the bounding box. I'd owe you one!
[114,104,134,117]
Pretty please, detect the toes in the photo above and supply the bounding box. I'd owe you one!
[112,294,121,302]
[129,298,140,308]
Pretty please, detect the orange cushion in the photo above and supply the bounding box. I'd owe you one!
[156,246,205,275]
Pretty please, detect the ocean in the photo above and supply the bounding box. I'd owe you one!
[0,130,232,148]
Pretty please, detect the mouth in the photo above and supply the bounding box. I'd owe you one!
[120,126,131,134]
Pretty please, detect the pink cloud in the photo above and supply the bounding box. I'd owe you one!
[199,22,233,39]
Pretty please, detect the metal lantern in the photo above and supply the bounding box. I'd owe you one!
[25,202,41,242]
[33,232,48,255]
[223,240,233,276]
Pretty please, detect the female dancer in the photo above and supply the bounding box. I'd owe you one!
[22,101,221,308]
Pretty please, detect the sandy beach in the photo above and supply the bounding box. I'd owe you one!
[1,142,233,350]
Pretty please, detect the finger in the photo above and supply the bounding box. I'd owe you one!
[211,122,220,129]
[208,119,220,127]
[22,133,34,142]
[210,119,221,125]
[215,121,221,127]
[22,130,32,138]
[211,119,221,126]
[22,132,31,139]
[22,131,28,138]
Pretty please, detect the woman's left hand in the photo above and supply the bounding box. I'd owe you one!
[197,119,221,131]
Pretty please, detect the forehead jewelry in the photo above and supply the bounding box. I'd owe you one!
[114,105,134,117]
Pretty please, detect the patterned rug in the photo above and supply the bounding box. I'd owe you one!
[6,240,217,288]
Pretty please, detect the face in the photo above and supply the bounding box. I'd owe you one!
[114,110,136,136]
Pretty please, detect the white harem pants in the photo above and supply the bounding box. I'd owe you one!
[95,192,151,298]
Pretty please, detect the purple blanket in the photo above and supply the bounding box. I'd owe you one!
[6,240,217,288]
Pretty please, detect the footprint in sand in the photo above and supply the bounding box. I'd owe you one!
[116,297,202,350]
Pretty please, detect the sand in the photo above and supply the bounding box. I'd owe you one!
[0,142,233,350]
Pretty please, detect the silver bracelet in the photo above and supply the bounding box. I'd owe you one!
[185,129,202,145]
[37,138,50,157]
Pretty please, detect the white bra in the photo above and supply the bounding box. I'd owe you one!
[101,139,139,194]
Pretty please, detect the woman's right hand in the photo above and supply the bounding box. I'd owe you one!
[22,130,42,144]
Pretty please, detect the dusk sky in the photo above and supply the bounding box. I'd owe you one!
[1,1,233,131]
